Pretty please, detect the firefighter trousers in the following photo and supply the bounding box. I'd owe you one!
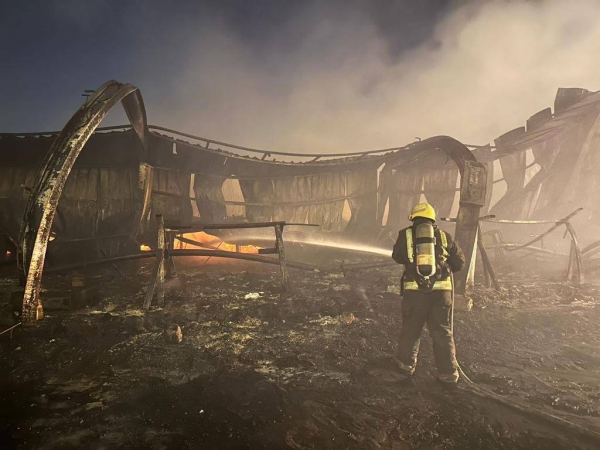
[397,289,459,382]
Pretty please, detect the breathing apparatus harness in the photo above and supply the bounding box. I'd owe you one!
[402,221,452,294]
[395,207,600,439]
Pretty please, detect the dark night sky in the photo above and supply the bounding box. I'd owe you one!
[1,0,598,151]
[0,1,457,129]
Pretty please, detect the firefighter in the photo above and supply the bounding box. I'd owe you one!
[392,202,465,386]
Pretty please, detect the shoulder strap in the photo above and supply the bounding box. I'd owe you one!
[439,230,448,248]
[405,228,414,263]
[436,229,449,259]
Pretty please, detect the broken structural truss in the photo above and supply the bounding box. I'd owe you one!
[7,80,488,323]
[17,80,149,323]
[480,208,585,285]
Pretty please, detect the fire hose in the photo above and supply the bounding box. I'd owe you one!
[450,273,600,443]
[0,322,21,336]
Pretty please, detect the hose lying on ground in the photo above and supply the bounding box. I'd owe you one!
[0,322,21,336]
[450,274,600,443]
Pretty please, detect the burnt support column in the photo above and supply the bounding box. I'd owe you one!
[156,215,166,305]
[454,160,488,297]
[477,224,501,291]
[274,224,288,291]
[143,215,166,309]
[165,231,177,279]
[133,163,153,238]
[565,221,584,285]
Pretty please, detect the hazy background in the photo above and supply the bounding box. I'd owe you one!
[2,0,599,152]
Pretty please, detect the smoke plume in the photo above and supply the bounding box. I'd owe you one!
[138,0,600,153]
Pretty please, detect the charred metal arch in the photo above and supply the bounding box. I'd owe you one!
[16,83,484,322]
[18,80,149,323]
[401,136,487,297]
[146,130,486,289]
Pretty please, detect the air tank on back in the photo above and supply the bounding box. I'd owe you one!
[414,222,436,278]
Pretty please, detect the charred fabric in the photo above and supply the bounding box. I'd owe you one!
[1,81,600,324]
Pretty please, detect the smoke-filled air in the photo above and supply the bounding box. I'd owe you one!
[142,0,600,152]
[4,1,600,449]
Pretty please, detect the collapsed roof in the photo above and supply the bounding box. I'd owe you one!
[1,85,598,258]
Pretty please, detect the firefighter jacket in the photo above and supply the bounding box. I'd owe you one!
[392,226,465,291]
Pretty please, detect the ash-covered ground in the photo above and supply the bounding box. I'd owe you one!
[1,258,600,449]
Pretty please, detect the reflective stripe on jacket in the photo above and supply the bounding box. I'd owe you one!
[403,279,453,291]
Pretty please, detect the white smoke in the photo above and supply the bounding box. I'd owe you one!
[143,0,600,153]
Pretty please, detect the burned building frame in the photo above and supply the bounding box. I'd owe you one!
[2,81,600,323]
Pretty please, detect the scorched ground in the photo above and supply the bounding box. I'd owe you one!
[1,260,600,449]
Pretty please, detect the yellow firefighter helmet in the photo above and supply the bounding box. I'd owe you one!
[409,202,436,222]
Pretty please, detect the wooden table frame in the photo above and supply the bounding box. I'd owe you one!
[143,216,305,309]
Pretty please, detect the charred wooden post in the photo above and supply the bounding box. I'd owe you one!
[274,223,289,291]
[567,241,576,282]
[477,227,491,288]
[454,160,488,296]
[134,163,153,237]
[565,221,584,285]
[165,231,178,279]
[142,243,158,311]
[156,215,166,305]
[481,248,491,288]
[477,224,501,291]
[143,215,166,309]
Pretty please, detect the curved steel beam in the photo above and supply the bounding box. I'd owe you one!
[397,136,486,295]
[392,135,477,175]
[18,80,147,323]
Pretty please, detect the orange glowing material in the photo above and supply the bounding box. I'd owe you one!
[140,245,152,252]
[179,231,261,254]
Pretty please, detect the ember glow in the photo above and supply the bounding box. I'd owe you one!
[178,232,262,254]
